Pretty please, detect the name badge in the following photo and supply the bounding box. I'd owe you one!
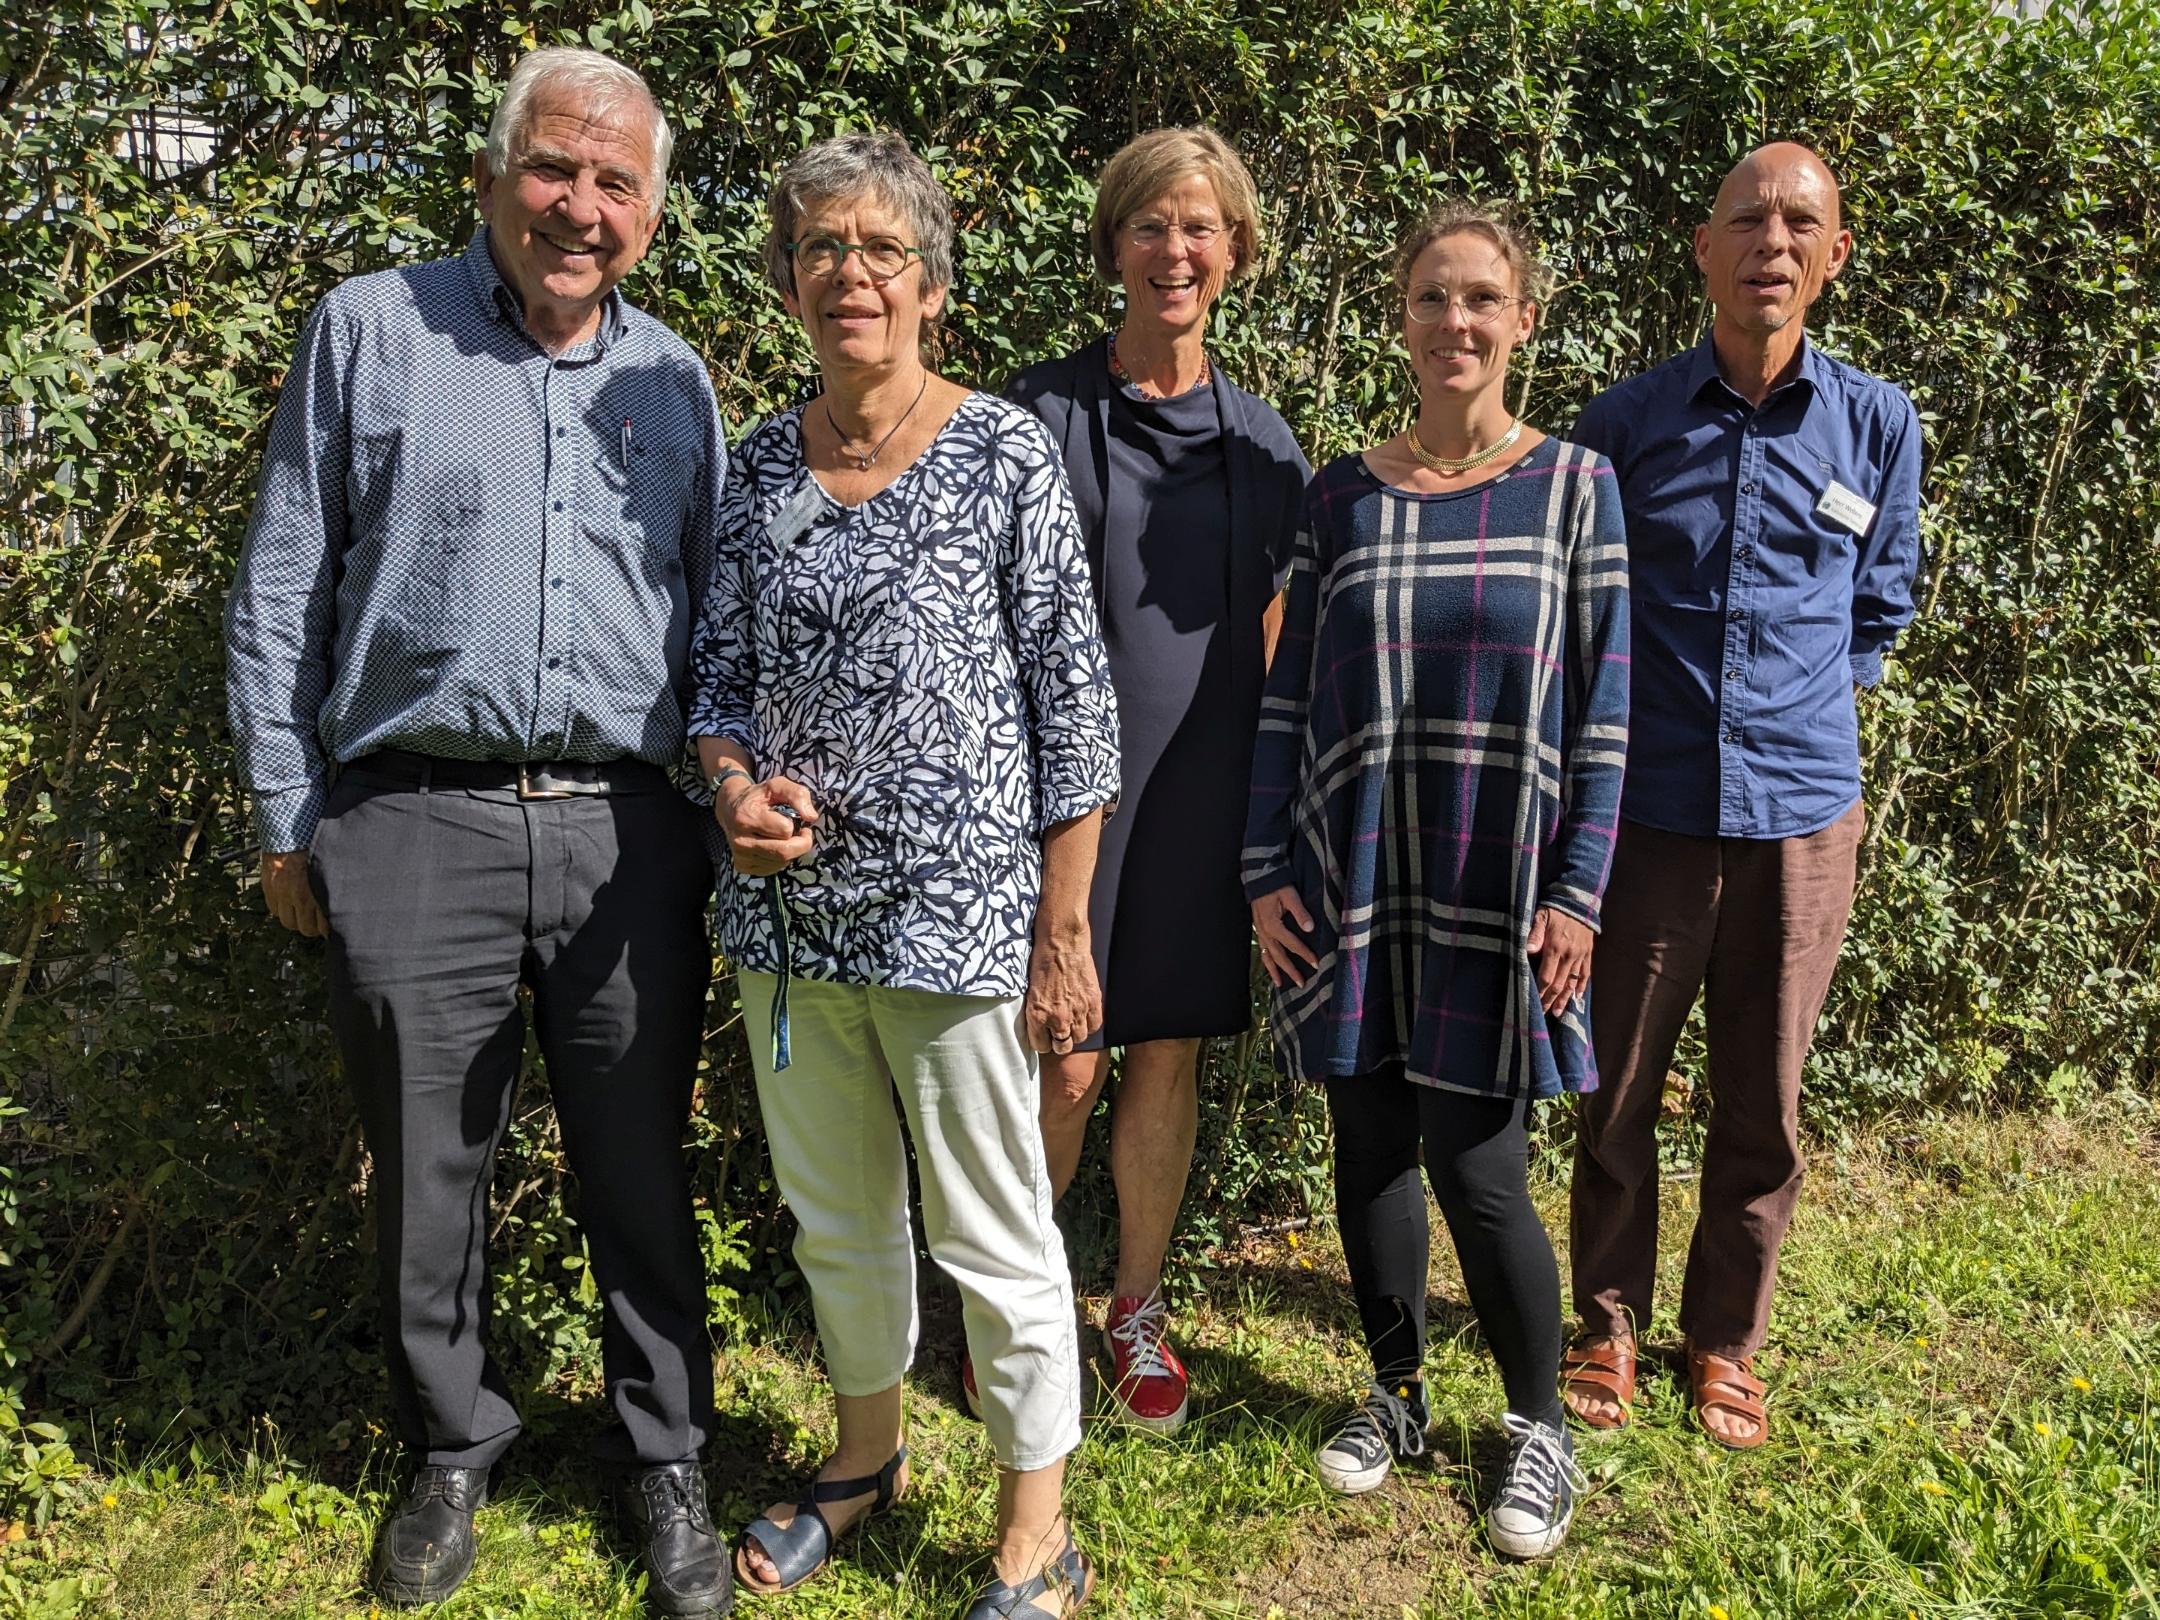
[1816,479,1877,538]
[768,478,826,549]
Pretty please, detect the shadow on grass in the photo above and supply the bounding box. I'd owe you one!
[1209,1255,1481,1350]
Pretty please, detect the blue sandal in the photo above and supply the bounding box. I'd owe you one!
[732,1447,905,1596]
[959,1527,1094,1619]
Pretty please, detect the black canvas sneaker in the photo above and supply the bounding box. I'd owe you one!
[1487,1412,1589,1559]
[1314,1379,1430,1495]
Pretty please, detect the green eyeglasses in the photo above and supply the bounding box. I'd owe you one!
[787,234,923,281]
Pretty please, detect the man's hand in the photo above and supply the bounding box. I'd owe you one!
[1528,905,1595,1017]
[714,774,819,876]
[1024,930,1101,1055]
[260,850,326,938]
[1252,884,1320,988]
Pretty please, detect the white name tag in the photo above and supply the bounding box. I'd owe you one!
[1816,478,1877,538]
[768,478,826,549]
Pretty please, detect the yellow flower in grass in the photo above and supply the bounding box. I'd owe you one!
[1914,1335,1930,1350]
[2034,1420,2051,1437]
[2071,1376,2092,1392]
[1708,1606,1731,1620]
[101,1493,118,1509]
[1918,1479,1949,1496]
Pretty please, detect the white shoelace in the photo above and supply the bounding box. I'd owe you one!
[1107,1292,1176,1380]
[1338,1381,1428,1460]
[1500,1412,1589,1507]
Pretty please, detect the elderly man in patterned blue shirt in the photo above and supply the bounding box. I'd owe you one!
[1560,144,1923,1453]
[224,48,733,1617]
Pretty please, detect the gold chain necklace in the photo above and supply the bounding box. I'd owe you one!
[1404,418,1523,475]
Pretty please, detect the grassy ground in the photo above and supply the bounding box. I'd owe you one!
[11,1101,2160,1619]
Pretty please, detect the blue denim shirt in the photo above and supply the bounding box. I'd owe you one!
[224,229,723,851]
[1573,338,1921,839]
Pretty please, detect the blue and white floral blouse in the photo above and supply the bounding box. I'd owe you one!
[688,391,1121,998]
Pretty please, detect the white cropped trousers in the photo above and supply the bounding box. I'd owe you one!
[738,971,1083,1471]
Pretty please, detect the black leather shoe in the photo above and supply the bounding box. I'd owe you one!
[618,1461,735,1617]
[368,1464,488,1606]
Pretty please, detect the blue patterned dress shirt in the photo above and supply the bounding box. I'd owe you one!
[1573,338,1922,839]
[224,228,723,852]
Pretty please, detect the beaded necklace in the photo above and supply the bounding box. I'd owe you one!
[1108,330,1211,399]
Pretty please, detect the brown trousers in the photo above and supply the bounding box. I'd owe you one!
[1569,802,1863,1358]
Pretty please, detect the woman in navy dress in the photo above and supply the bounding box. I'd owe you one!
[1006,128,1308,1433]
[1245,201,1629,1559]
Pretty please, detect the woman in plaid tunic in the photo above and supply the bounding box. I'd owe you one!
[1243,202,1628,1558]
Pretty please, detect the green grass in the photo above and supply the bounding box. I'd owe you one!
[12,1102,2160,1619]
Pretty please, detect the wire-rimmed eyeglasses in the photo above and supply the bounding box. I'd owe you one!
[1406,283,1523,325]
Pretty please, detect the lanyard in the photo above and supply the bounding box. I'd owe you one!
[754,416,943,1072]
[763,869,794,1070]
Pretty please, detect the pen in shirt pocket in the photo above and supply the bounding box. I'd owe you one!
[620,416,634,478]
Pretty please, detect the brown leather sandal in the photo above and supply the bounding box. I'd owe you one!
[1686,1348,1768,1450]
[1559,1333,1636,1432]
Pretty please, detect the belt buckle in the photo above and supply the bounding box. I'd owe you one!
[516,763,578,802]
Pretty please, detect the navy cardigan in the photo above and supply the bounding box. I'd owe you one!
[1004,334,1310,709]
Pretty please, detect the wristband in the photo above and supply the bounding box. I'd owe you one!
[708,763,753,794]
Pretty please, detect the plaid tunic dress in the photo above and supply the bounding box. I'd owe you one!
[1242,440,1630,1099]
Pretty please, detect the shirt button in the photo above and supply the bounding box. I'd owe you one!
[1728,608,1745,622]
[1742,481,1757,495]
[556,426,566,438]
[546,657,561,669]
[553,500,564,512]
[551,577,564,589]
[1736,545,1756,563]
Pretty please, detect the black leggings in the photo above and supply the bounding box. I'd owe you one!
[1325,1070,1563,1428]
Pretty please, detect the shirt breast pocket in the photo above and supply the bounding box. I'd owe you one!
[614,439,696,566]
[1792,488,1861,584]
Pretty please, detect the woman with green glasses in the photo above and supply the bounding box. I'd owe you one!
[688,132,1118,1617]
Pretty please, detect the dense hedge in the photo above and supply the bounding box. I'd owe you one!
[4,0,2156,1518]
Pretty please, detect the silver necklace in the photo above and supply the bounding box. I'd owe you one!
[826,373,930,471]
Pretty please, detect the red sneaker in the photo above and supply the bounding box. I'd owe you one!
[1101,1290,1190,1433]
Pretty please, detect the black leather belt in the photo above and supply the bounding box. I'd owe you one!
[347,749,670,801]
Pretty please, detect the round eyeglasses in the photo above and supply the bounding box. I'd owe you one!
[788,234,923,281]
[1406,283,1522,325]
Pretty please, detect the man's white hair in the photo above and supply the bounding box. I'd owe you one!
[484,47,673,218]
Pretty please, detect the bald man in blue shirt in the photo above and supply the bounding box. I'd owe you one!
[1560,144,1922,1450]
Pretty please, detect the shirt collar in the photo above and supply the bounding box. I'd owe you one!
[1686,331,1823,410]
[462,225,630,356]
